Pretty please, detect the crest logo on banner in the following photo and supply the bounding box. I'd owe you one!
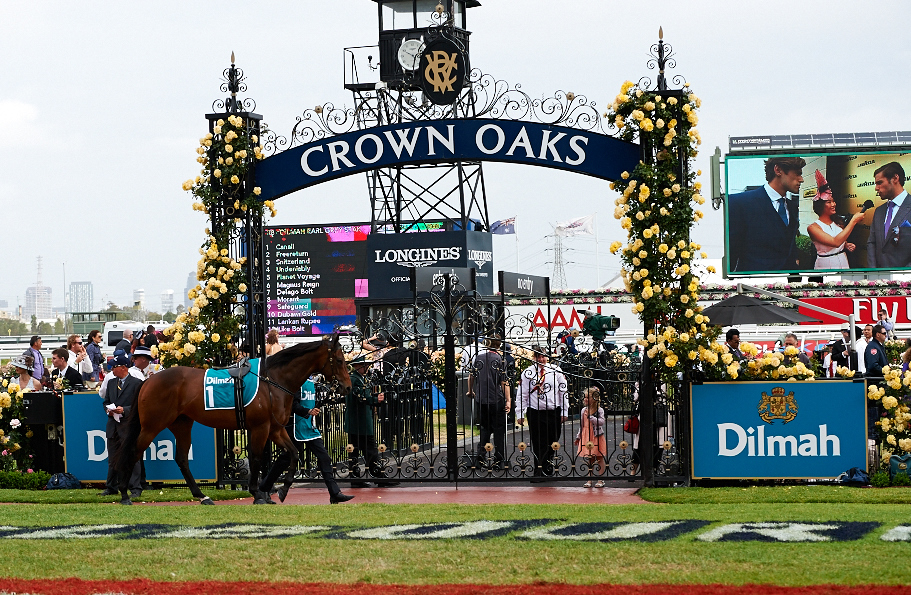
[421,38,465,105]
[758,387,798,424]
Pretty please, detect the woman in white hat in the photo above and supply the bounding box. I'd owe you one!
[9,355,41,392]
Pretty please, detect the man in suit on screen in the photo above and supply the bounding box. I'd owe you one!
[866,162,910,269]
[728,156,805,273]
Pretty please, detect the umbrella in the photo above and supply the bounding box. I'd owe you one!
[701,294,822,326]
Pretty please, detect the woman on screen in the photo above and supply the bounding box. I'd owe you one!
[807,169,864,270]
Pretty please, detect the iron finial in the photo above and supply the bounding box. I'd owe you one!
[231,50,235,64]
[659,26,663,40]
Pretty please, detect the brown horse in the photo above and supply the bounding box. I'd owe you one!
[113,334,351,504]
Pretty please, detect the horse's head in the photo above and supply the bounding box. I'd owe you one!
[319,334,352,396]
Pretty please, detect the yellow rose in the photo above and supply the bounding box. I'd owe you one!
[213,169,222,178]
[231,175,240,184]
[211,333,221,343]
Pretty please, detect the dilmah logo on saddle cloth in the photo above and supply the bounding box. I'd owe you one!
[203,358,261,410]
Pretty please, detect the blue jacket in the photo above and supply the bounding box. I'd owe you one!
[864,338,888,378]
[727,186,799,273]
[292,380,321,442]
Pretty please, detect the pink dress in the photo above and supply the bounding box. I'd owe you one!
[576,406,607,457]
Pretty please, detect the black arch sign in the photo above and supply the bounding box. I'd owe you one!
[255,119,640,202]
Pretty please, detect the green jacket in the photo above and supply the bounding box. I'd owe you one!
[344,370,381,435]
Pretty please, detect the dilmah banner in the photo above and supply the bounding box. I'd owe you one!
[63,392,218,481]
[690,381,867,479]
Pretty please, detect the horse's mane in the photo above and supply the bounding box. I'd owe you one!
[266,338,332,370]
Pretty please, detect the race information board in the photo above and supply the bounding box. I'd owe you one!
[264,222,446,336]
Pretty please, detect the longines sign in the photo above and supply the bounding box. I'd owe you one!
[367,230,492,299]
[255,119,640,201]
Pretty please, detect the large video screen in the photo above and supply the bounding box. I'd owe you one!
[724,150,911,276]
[264,221,446,336]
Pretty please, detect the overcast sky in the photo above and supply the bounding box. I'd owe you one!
[1,0,908,313]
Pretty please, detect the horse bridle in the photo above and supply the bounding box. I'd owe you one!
[251,340,345,426]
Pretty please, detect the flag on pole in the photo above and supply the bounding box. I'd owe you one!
[555,213,595,237]
[490,217,516,235]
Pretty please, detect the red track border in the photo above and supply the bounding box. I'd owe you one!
[2,581,910,595]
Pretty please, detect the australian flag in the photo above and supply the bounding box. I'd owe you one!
[489,217,516,235]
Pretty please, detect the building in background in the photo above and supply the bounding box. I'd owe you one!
[24,285,52,320]
[69,281,93,313]
[132,289,145,310]
[160,289,174,314]
[184,272,195,308]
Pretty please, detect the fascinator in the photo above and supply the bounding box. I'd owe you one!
[814,169,833,202]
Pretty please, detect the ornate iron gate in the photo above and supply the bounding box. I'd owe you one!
[218,290,689,487]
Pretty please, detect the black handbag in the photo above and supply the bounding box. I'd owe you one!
[46,472,81,490]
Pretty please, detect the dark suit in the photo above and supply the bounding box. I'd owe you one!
[50,365,83,389]
[866,196,911,269]
[102,374,143,493]
[728,186,799,272]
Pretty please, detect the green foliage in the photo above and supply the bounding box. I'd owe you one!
[871,471,891,487]
[884,339,905,366]
[158,114,274,368]
[795,233,814,253]
[605,83,719,381]
[0,470,50,490]
[0,319,29,336]
[890,470,911,486]
[0,372,34,471]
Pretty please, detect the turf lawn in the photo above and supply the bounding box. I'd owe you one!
[0,487,908,585]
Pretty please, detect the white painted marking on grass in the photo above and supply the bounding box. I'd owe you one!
[519,522,678,540]
[697,522,834,542]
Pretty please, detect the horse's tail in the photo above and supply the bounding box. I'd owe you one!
[110,387,144,481]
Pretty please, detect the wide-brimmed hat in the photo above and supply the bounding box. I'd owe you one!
[10,356,33,373]
[133,346,153,359]
[347,352,374,365]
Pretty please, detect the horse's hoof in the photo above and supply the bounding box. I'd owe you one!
[200,497,214,505]
[277,486,289,503]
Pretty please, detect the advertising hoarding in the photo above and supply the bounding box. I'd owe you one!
[366,230,493,299]
[63,393,217,482]
[724,150,911,276]
[797,295,911,325]
[264,222,447,336]
[690,381,867,479]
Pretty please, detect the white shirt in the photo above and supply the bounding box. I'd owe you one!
[98,366,147,400]
[516,362,568,420]
[67,350,93,375]
[855,337,868,374]
[764,183,789,225]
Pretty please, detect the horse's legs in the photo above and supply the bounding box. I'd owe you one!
[246,423,271,503]
[259,426,299,503]
[170,416,213,505]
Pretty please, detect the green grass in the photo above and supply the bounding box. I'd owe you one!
[0,487,246,504]
[640,485,911,504]
[0,498,908,584]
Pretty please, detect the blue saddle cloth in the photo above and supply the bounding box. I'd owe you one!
[203,358,261,410]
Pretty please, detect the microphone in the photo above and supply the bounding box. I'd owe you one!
[835,200,877,226]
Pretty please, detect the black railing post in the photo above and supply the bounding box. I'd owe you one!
[639,353,655,486]
[443,273,459,481]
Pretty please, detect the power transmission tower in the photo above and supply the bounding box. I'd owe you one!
[551,234,567,290]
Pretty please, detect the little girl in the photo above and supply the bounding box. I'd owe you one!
[574,386,607,487]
